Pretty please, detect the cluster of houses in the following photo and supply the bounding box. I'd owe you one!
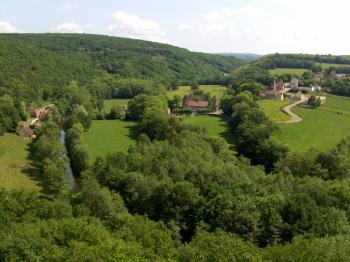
[262,77,322,101]
[19,106,53,138]
[333,73,349,80]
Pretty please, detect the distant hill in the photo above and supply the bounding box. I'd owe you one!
[256,53,350,69]
[217,53,262,61]
[0,33,246,101]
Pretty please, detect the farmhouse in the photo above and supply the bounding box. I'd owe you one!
[263,81,286,100]
[290,77,299,88]
[334,73,348,80]
[31,107,52,121]
[30,106,53,128]
[19,122,34,138]
[183,94,219,113]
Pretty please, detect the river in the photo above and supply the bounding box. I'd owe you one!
[60,130,77,191]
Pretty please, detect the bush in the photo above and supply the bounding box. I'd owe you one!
[196,108,212,114]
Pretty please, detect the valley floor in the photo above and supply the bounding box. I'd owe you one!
[0,134,40,191]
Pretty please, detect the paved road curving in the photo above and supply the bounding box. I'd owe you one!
[276,95,308,124]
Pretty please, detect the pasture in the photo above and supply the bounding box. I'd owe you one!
[279,95,350,152]
[269,68,310,76]
[258,99,292,122]
[103,99,130,113]
[82,120,137,162]
[181,115,234,144]
[0,134,40,191]
[167,85,227,99]
[321,63,350,69]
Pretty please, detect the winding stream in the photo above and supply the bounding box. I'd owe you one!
[60,130,77,191]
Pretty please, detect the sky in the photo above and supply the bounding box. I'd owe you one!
[1,0,350,55]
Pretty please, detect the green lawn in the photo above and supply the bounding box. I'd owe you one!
[103,99,131,113]
[0,134,40,191]
[82,120,137,162]
[258,99,292,122]
[269,68,310,76]
[279,95,350,152]
[167,85,227,99]
[181,115,234,144]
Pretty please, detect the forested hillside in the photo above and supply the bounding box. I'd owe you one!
[257,53,350,70]
[0,33,245,102]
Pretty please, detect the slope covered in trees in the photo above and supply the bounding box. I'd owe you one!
[0,33,245,102]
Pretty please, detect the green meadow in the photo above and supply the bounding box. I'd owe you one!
[258,99,292,122]
[269,68,310,76]
[82,120,137,162]
[0,134,40,191]
[279,95,350,152]
[321,63,350,69]
[103,99,131,113]
[181,115,234,144]
[167,85,227,99]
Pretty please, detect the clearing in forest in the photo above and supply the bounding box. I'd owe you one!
[167,85,227,99]
[269,68,310,76]
[82,120,137,162]
[103,99,131,113]
[0,134,40,191]
[181,115,234,144]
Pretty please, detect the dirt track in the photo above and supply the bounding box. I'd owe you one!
[276,95,308,124]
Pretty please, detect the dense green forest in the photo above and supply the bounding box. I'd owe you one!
[0,33,244,102]
[3,33,350,260]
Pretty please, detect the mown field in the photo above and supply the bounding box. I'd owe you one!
[279,95,350,152]
[181,115,234,144]
[269,68,311,76]
[103,99,131,113]
[167,85,227,99]
[82,120,137,162]
[0,134,40,191]
[258,99,292,122]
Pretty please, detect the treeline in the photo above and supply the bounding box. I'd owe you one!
[0,33,245,103]
[258,53,350,70]
[32,122,67,196]
[221,91,288,171]
[0,95,22,134]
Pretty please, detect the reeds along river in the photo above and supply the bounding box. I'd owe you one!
[60,130,77,191]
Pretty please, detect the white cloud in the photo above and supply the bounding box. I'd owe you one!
[51,22,83,33]
[200,9,236,37]
[108,11,171,44]
[59,2,79,11]
[178,24,195,31]
[0,21,19,33]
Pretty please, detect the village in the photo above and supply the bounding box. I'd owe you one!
[262,76,322,101]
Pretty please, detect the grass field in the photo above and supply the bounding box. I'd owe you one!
[167,85,227,99]
[181,115,234,144]
[103,99,130,113]
[321,63,350,69]
[0,134,40,191]
[269,68,311,76]
[258,99,292,122]
[279,95,350,152]
[82,120,137,162]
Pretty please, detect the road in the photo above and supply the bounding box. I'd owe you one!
[276,95,308,124]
